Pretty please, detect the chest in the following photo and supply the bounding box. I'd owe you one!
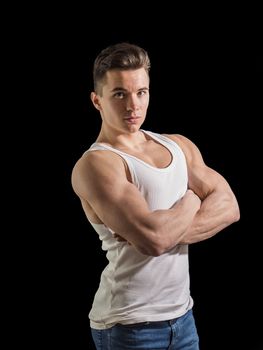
[127,141,172,169]
[128,145,188,210]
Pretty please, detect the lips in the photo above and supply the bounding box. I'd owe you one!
[124,116,140,120]
[124,117,140,123]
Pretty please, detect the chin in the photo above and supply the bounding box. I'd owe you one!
[127,124,141,133]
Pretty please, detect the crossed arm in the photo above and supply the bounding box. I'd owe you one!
[71,135,240,256]
[168,134,240,244]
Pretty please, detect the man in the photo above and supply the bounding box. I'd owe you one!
[71,42,240,350]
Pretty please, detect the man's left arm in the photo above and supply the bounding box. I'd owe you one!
[167,134,240,244]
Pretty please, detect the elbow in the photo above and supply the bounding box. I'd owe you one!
[143,246,167,257]
[234,205,240,222]
[133,231,171,257]
[148,244,167,257]
[133,218,179,257]
[228,197,240,224]
[136,241,166,257]
[232,205,240,223]
[151,236,178,256]
[137,235,175,257]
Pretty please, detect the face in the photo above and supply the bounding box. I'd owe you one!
[91,68,150,134]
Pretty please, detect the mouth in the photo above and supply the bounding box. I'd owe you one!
[124,117,140,124]
[124,116,140,123]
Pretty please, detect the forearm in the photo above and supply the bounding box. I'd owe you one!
[145,190,201,254]
[112,191,200,255]
[180,190,240,244]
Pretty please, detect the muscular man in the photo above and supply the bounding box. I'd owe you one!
[71,42,240,350]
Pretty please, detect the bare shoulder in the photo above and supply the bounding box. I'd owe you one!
[162,133,204,165]
[71,149,128,199]
[72,149,124,173]
[163,133,234,197]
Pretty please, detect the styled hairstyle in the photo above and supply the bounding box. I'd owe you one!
[93,42,151,95]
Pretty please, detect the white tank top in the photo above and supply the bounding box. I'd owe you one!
[86,130,193,329]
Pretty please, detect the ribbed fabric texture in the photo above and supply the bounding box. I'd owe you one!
[86,130,193,329]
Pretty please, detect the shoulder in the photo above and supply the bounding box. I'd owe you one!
[162,134,204,165]
[71,148,128,194]
[162,133,196,148]
[72,148,127,178]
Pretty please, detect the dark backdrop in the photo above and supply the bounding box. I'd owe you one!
[19,12,261,350]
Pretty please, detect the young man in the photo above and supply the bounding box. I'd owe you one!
[71,42,240,350]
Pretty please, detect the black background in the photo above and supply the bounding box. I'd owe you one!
[14,8,262,350]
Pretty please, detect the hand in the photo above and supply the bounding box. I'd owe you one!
[185,189,201,207]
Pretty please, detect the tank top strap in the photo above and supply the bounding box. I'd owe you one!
[141,130,184,155]
[86,143,139,186]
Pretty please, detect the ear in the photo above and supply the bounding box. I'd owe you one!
[90,92,101,111]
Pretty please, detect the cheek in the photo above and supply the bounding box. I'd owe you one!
[142,99,149,110]
[107,104,123,117]
[102,101,119,112]
[143,95,150,105]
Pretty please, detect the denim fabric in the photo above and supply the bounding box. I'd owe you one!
[91,309,199,349]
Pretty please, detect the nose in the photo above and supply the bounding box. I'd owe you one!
[126,95,139,112]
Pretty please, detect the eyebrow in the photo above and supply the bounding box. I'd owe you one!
[110,87,149,93]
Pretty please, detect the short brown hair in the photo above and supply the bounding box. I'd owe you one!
[93,42,151,95]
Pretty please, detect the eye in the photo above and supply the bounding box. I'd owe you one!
[138,90,147,97]
[113,92,125,99]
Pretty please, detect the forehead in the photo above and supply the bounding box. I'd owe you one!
[103,68,149,90]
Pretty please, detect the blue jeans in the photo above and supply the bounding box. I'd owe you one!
[91,309,199,349]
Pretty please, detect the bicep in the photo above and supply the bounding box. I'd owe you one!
[188,164,231,200]
[71,152,151,241]
[168,134,231,199]
[89,176,151,235]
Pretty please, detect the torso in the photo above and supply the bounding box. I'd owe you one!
[112,138,173,169]
[80,132,177,224]
[96,131,173,169]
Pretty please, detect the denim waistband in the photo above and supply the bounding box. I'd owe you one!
[117,317,179,328]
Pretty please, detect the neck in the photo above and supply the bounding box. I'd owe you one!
[96,126,146,150]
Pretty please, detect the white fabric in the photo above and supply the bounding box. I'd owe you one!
[86,130,193,329]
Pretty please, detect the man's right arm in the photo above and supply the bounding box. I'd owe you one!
[71,150,201,256]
